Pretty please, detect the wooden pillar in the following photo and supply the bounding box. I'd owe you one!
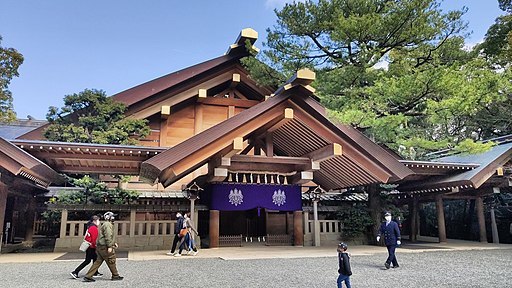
[313,200,320,246]
[435,195,447,243]
[490,207,500,244]
[0,185,8,249]
[129,209,136,237]
[190,199,196,223]
[59,209,68,239]
[409,197,418,242]
[24,196,36,241]
[209,210,219,248]
[476,197,487,243]
[293,211,304,246]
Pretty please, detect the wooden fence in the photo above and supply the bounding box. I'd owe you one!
[219,235,243,247]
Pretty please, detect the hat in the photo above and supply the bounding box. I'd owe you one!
[103,211,117,220]
[384,211,392,216]
[338,242,348,250]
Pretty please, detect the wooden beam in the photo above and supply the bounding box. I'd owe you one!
[56,166,140,175]
[160,105,170,119]
[208,167,228,182]
[290,171,314,185]
[223,137,244,158]
[194,104,203,135]
[268,108,294,133]
[29,152,148,162]
[230,73,240,88]
[302,143,342,162]
[265,133,273,157]
[228,106,235,118]
[304,160,320,171]
[231,154,311,165]
[198,89,207,98]
[228,162,298,173]
[274,69,315,96]
[197,97,260,108]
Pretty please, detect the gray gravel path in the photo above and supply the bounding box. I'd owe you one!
[1,249,511,287]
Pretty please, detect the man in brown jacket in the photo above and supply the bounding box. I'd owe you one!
[83,211,123,282]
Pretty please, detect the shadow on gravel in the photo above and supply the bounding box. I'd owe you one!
[55,251,128,260]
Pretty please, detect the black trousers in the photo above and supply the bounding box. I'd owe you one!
[170,233,182,253]
[386,245,399,266]
[74,247,97,274]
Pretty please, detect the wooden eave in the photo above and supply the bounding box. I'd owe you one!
[0,137,63,187]
[11,139,167,175]
[396,143,512,195]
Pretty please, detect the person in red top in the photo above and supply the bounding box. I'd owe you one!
[70,215,103,279]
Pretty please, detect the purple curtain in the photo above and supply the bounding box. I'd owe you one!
[210,183,301,211]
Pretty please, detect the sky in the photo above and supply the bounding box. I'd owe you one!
[0,0,505,120]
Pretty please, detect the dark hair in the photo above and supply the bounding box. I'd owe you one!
[90,215,100,221]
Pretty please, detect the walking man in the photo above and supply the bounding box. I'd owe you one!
[83,211,123,282]
[166,212,185,256]
[376,211,401,269]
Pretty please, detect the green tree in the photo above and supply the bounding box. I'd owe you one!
[246,0,511,158]
[44,89,150,145]
[0,35,23,122]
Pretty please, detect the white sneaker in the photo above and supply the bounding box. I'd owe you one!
[192,251,198,256]
[174,253,181,257]
[166,251,175,256]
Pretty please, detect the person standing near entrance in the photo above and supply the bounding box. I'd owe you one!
[377,211,401,269]
[70,215,103,279]
[337,242,352,288]
[166,212,184,256]
[83,211,123,282]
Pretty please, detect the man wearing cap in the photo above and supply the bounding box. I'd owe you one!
[83,211,123,282]
[376,211,401,269]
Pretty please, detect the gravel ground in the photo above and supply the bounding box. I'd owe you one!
[1,249,511,288]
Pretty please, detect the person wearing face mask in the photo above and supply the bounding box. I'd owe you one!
[376,211,401,269]
[83,211,123,282]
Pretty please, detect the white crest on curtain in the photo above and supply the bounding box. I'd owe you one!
[228,188,244,206]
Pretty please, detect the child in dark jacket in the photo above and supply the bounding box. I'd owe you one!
[337,242,352,288]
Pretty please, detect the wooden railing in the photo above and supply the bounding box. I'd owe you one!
[219,234,243,247]
[266,234,293,246]
[33,220,60,236]
[63,220,176,237]
[305,220,342,234]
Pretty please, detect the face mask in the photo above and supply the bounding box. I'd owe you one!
[385,216,392,222]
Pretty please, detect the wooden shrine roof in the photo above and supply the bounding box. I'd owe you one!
[397,142,512,195]
[140,69,414,190]
[10,139,167,175]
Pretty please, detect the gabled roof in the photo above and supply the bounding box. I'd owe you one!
[397,142,512,194]
[0,137,63,187]
[140,69,413,190]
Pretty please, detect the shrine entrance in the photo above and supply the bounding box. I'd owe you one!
[220,208,266,240]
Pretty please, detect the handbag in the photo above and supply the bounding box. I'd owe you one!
[79,227,91,252]
[79,240,91,252]
[179,228,188,237]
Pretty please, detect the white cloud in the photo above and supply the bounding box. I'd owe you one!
[265,0,306,9]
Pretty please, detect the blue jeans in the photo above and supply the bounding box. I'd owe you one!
[337,274,351,288]
[386,244,399,266]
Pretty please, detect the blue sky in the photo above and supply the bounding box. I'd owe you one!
[0,0,505,120]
